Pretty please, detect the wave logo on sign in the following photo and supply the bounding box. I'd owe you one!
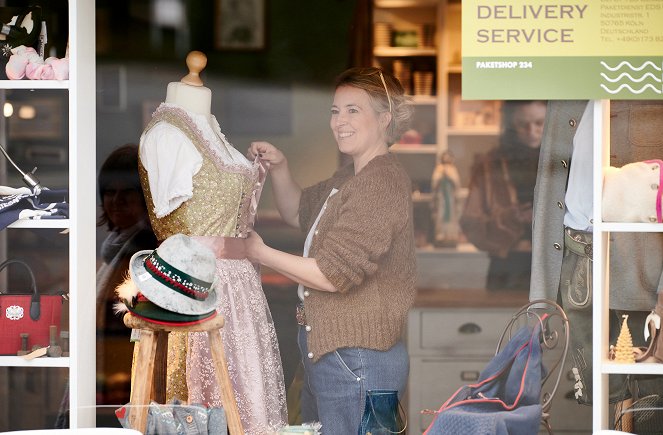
[599,61,662,95]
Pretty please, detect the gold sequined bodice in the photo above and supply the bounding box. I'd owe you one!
[139,105,261,241]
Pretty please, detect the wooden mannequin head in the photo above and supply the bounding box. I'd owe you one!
[181,51,207,87]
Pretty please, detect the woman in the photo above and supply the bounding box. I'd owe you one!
[246,67,416,434]
[460,100,547,291]
[96,143,157,405]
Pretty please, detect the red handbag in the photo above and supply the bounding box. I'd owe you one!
[0,259,65,355]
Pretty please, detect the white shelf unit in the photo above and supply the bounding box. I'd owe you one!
[0,356,70,368]
[7,220,70,229]
[0,0,96,429]
[592,100,663,430]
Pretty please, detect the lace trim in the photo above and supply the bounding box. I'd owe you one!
[149,104,260,182]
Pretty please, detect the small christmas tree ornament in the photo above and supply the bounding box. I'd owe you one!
[614,314,636,363]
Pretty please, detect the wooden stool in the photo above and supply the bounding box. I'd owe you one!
[123,313,244,435]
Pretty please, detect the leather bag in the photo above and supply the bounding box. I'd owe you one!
[0,259,65,355]
[358,389,406,435]
[423,319,545,435]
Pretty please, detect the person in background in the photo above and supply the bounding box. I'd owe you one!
[460,100,547,291]
[246,66,416,434]
[96,143,157,406]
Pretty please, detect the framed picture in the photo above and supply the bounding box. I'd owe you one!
[214,0,266,51]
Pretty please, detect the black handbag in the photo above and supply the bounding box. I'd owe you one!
[0,5,44,78]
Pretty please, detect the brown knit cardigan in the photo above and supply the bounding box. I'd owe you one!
[298,153,417,361]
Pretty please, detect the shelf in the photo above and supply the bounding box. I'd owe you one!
[0,80,69,90]
[7,219,70,229]
[411,95,437,105]
[391,144,437,154]
[0,356,70,367]
[375,0,437,7]
[447,126,500,136]
[603,362,663,375]
[447,64,462,74]
[374,47,437,57]
[417,243,485,256]
[598,222,663,233]
[412,192,433,202]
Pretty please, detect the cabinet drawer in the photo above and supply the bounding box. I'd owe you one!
[408,307,516,357]
[408,357,490,434]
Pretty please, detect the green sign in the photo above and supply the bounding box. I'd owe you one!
[462,0,663,99]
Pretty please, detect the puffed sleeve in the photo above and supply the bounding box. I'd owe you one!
[314,172,410,293]
[139,123,203,218]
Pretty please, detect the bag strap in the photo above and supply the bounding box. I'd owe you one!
[0,259,40,320]
[367,392,407,434]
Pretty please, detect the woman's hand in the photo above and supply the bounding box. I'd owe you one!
[246,230,266,264]
[248,141,287,169]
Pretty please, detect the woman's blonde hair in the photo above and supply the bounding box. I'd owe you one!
[334,66,413,145]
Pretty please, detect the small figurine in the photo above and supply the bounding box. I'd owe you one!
[614,314,636,364]
[430,151,461,248]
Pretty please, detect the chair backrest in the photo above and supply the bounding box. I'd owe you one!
[495,299,570,419]
[614,394,663,434]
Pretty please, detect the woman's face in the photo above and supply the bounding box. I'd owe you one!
[330,85,386,157]
[102,181,146,230]
[512,102,547,149]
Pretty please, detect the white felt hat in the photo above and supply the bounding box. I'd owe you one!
[129,233,219,315]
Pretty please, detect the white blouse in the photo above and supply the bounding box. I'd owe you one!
[139,103,253,218]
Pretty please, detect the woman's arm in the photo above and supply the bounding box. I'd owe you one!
[248,141,301,228]
[246,231,337,292]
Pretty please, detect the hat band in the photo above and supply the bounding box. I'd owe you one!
[144,251,213,301]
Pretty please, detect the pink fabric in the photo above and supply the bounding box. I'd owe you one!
[645,159,663,223]
[5,56,28,80]
[5,45,69,80]
[187,257,287,435]
[46,57,69,80]
[5,46,40,80]
[26,62,55,80]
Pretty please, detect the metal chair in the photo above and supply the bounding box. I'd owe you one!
[614,394,663,434]
[495,299,570,435]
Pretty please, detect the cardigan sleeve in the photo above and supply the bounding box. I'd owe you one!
[313,167,410,293]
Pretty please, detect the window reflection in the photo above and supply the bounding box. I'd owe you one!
[95,144,157,414]
[459,100,547,292]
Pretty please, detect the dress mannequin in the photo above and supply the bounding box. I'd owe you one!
[136,51,288,435]
[164,51,212,123]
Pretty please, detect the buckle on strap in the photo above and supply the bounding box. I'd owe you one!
[564,229,593,260]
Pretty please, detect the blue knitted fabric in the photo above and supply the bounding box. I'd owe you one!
[426,322,544,435]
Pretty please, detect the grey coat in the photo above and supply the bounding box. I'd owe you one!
[529,100,663,310]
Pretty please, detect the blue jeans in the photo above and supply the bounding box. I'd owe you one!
[297,326,409,434]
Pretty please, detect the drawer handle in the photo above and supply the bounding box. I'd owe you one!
[461,370,480,381]
[458,322,482,334]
